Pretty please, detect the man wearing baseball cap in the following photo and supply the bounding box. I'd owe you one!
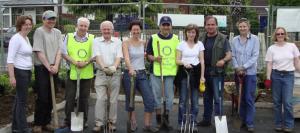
[32,10,62,132]
[146,16,179,130]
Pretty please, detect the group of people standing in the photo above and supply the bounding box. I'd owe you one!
[6,9,300,133]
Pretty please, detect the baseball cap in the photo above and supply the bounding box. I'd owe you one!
[42,10,57,20]
[159,16,172,25]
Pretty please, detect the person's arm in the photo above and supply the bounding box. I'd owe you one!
[294,57,300,72]
[243,37,260,69]
[146,37,161,63]
[122,40,136,75]
[7,64,16,87]
[231,39,239,68]
[175,49,183,65]
[199,51,205,81]
[36,51,51,71]
[266,61,272,80]
[51,48,62,74]
[216,39,232,67]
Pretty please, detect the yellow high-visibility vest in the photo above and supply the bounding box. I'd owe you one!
[67,33,94,80]
[152,34,179,76]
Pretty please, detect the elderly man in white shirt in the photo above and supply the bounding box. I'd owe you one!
[92,21,123,132]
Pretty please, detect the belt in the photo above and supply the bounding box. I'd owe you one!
[273,69,294,74]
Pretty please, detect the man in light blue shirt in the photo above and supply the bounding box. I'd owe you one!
[231,18,259,132]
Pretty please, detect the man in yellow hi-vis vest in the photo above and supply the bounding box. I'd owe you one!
[61,17,94,128]
[146,16,179,130]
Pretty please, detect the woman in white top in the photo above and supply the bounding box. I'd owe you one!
[7,16,33,133]
[265,27,300,132]
[175,24,205,132]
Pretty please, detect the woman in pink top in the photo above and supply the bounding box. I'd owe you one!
[265,27,300,132]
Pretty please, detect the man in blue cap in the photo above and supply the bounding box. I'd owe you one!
[146,16,179,130]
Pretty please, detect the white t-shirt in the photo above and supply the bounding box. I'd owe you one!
[92,36,123,67]
[265,42,300,71]
[7,33,33,70]
[177,41,205,65]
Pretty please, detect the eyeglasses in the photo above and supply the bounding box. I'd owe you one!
[276,33,285,36]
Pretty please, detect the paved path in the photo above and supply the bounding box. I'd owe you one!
[56,99,300,133]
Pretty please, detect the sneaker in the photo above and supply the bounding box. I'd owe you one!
[92,125,102,132]
[192,127,199,133]
[42,124,54,132]
[247,127,254,132]
[283,128,293,133]
[274,127,283,132]
[32,126,42,133]
[143,126,159,133]
[197,120,211,127]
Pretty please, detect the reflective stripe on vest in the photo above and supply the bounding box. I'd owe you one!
[152,34,179,76]
[67,33,94,80]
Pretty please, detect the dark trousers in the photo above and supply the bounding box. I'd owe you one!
[33,65,58,126]
[12,68,32,133]
[64,74,92,125]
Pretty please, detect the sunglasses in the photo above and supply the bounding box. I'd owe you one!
[276,33,285,36]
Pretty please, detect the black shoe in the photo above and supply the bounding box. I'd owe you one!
[143,126,159,133]
[240,123,247,129]
[161,114,173,130]
[197,120,211,127]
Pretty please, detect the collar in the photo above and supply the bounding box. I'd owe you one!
[238,33,251,40]
[74,32,89,38]
[99,36,115,42]
[158,32,173,39]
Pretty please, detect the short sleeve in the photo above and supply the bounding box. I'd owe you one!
[198,41,205,51]
[116,39,123,58]
[265,46,273,62]
[176,41,184,51]
[32,28,44,52]
[223,39,231,53]
[92,38,100,57]
[7,34,20,64]
[292,43,300,57]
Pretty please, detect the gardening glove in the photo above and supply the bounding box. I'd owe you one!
[264,79,272,89]
[108,66,117,73]
[103,67,113,75]
[199,81,206,93]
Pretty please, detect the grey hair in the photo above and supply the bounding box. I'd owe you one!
[100,20,114,30]
[77,17,90,26]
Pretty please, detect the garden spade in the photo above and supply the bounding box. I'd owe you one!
[50,74,59,129]
[71,68,84,131]
[127,75,136,133]
[214,81,228,133]
[233,75,244,131]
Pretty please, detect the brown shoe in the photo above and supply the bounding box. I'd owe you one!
[42,124,54,131]
[32,126,42,133]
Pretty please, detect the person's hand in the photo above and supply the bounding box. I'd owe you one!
[76,61,88,68]
[183,63,192,69]
[154,56,162,63]
[216,59,225,67]
[9,77,16,88]
[264,79,272,89]
[129,68,136,76]
[50,65,59,74]
[200,77,205,82]
[103,67,113,75]
[108,66,117,73]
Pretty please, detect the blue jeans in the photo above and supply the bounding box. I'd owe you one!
[271,70,294,129]
[202,75,224,122]
[235,74,256,128]
[12,68,32,133]
[150,74,174,111]
[123,70,154,112]
[178,78,199,124]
